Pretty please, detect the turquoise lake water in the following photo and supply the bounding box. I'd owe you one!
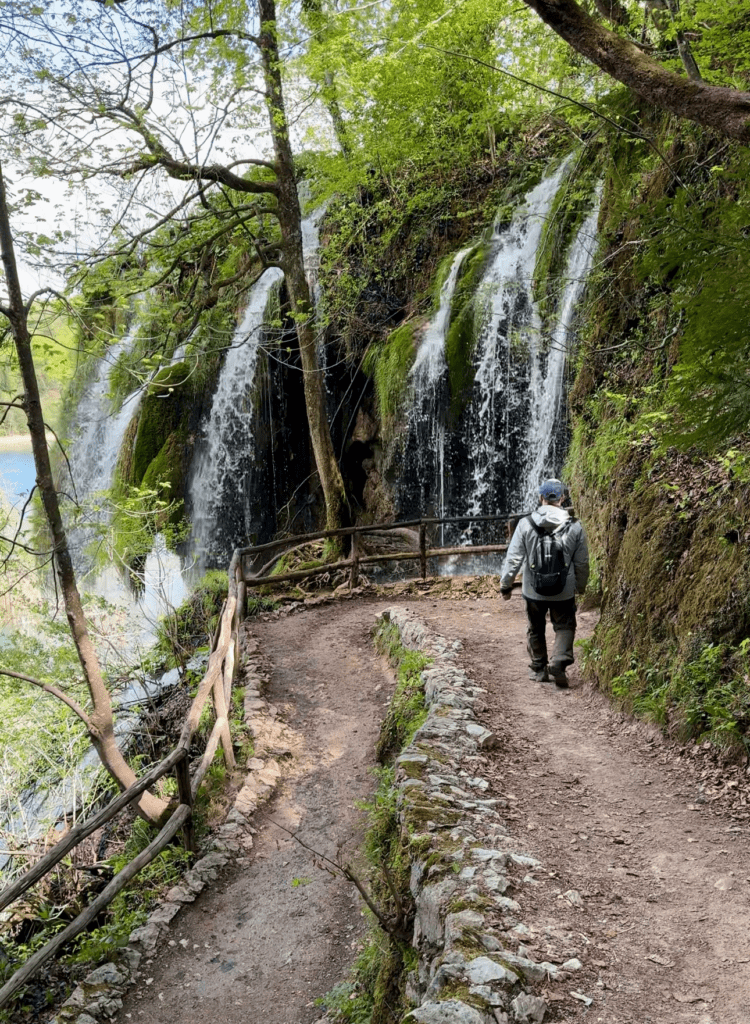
[0,447,36,510]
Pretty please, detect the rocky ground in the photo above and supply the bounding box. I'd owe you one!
[109,587,750,1024]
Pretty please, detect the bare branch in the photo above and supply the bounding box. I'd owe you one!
[0,670,94,732]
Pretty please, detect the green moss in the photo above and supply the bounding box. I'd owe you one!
[373,622,431,761]
[437,982,486,1008]
[400,759,426,780]
[364,323,417,428]
[132,363,191,486]
[533,144,601,324]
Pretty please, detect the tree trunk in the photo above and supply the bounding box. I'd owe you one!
[0,162,166,825]
[521,0,750,141]
[258,0,349,530]
[323,70,353,160]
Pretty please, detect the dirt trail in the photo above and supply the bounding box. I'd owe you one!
[418,594,750,1024]
[114,593,750,1024]
[114,600,398,1024]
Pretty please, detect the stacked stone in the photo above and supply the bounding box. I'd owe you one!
[380,607,584,1024]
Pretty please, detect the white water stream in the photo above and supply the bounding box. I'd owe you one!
[401,160,599,546]
[64,332,187,654]
[188,266,285,570]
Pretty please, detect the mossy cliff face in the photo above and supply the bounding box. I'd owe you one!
[114,362,202,545]
[565,111,750,752]
[319,125,562,510]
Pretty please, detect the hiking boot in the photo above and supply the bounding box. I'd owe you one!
[548,663,569,688]
[529,667,550,683]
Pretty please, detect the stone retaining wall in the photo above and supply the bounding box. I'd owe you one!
[380,607,585,1024]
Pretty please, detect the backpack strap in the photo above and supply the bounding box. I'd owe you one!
[526,515,545,536]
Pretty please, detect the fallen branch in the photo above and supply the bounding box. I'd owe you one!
[267,817,410,941]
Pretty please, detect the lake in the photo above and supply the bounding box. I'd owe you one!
[0,437,36,513]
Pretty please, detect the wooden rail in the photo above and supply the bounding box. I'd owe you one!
[241,513,525,590]
[0,556,245,1010]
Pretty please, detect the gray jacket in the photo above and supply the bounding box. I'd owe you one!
[500,507,589,601]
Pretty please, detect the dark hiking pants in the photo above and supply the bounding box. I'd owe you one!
[524,597,577,672]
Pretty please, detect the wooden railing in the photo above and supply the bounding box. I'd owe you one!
[0,551,246,1010]
[238,513,530,590]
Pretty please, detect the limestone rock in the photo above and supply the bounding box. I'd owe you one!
[83,963,125,988]
[409,999,490,1024]
[510,993,547,1023]
[469,984,508,1007]
[445,909,485,950]
[424,961,467,1000]
[148,901,181,926]
[414,878,458,947]
[465,956,520,988]
[128,921,160,954]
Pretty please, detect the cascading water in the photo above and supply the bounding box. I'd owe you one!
[65,329,187,654]
[521,198,600,506]
[188,205,325,568]
[188,266,285,569]
[401,246,473,534]
[67,332,142,502]
[399,161,599,551]
[463,161,572,520]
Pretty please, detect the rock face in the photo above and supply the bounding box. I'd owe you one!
[378,606,556,1024]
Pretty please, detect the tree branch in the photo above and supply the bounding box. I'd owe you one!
[521,0,749,140]
[0,669,96,734]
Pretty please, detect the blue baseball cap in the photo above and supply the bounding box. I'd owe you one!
[539,479,565,500]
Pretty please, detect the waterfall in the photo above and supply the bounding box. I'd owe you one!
[522,198,600,506]
[400,246,473,533]
[188,267,284,569]
[67,331,142,502]
[188,205,325,569]
[464,161,571,519]
[65,329,187,655]
[398,160,599,547]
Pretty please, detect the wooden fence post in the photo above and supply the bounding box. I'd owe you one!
[349,533,359,589]
[419,523,427,580]
[174,753,196,853]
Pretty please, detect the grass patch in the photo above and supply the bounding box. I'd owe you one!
[373,621,431,762]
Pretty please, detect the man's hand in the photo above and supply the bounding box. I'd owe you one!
[501,589,512,601]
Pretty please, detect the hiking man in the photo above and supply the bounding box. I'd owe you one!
[499,479,589,689]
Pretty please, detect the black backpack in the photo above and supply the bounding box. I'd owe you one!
[526,517,573,596]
